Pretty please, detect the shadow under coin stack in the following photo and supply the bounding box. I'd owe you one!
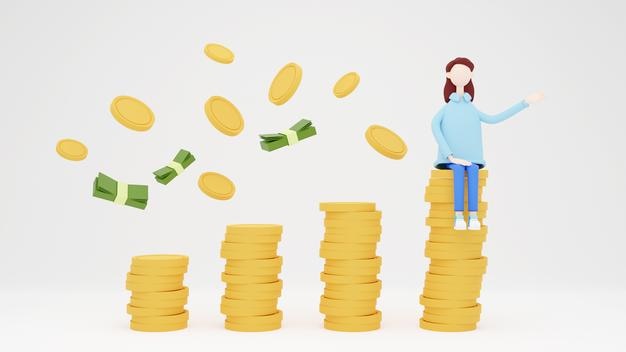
[319,202,383,332]
[220,224,284,332]
[419,169,489,332]
[125,254,189,332]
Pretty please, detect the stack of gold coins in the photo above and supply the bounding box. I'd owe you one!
[419,169,489,332]
[125,254,189,332]
[319,202,383,332]
[220,224,284,332]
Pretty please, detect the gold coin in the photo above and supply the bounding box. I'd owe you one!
[419,318,476,332]
[320,241,377,252]
[425,304,482,316]
[56,139,88,161]
[320,202,376,213]
[225,320,281,332]
[422,312,480,325]
[365,125,407,160]
[227,280,283,293]
[226,310,283,325]
[198,172,236,200]
[268,62,302,105]
[221,305,278,317]
[126,273,184,284]
[419,295,476,309]
[226,257,283,268]
[324,233,380,244]
[325,311,381,325]
[220,296,278,308]
[325,211,381,221]
[224,265,282,276]
[429,257,488,268]
[221,241,278,252]
[425,249,483,260]
[425,241,483,252]
[226,224,283,235]
[428,233,487,244]
[130,297,188,309]
[324,227,382,236]
[422,288,480,300]
[127,304,185,317]
[204,96,244,136]
[429,202,488,212]
[325,256,382,268]
[130,320,187,332]
[110,96,155,131]
[425,273,483,284]
[320,272,378,284]
[430,169,488,179]
[319,295,378,308]
[131,287,189,301]
[320,249,377,260]
[324,320,380,332]
[429,178,487,187]
[224,289,281,300]
[324,289,380,300]
[225,232,281,244]
[325,280,382,292]
[320,305,377,317]
[204,43,234,64]
[333,72,360,98]
[130,265,188,276]
[126,281,184,293]
[221,249,277,260]
[424,281,482,291]
[324,219,380,229]
[429,265,486,276]
[132,310,189,325]
[132,255,189,268]
[324,265,380,276]
[221,272,278,284]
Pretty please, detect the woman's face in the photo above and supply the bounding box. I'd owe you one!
[446,64,472,87]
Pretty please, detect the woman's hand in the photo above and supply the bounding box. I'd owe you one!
[525,92,544,105]
[448,155,471,166]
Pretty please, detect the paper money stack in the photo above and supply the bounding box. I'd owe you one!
[318,202,383,332]
[125,255,189,332]
[220,224,284,332]
[419,169,489,332]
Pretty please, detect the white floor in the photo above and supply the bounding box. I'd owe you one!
[2,287,625,352]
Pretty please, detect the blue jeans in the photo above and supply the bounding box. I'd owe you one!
[443,163,479,212]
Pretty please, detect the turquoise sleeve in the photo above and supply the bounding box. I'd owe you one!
[431,107,452,158]
[477,100,529,124]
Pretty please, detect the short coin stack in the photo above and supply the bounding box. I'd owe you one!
[125,254,189,332]
[419,169,489,332]
[319,202,383,332]
[220,224,284,332]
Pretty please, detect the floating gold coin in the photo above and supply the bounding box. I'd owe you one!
[110,96,154,131]
[56,139,88,161]
[365,125,407,160]
[268,62,302,105]
[204,96,244,136]
[198,172,235,200]
[333,72,360,98]
[204,43,234,64]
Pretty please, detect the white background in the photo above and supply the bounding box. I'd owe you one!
[1,0,625,351]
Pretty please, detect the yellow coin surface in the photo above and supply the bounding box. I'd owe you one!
[419,318,476,332]
[204,43,234,64]
[333,72,360,98]
[365,125,407,160]
[132,255,189,267]
[226,224,283,235]
[268,62,302,105]
[204,96,244,136]
[198,172,236,200]
[56,139,88,161]
[110,96,154,131]
[320,202,376,212]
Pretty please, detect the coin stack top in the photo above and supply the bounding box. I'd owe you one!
[220,224,284,332]
[125,254,189,332]
[419,169,489,332]
[319,202,383,332]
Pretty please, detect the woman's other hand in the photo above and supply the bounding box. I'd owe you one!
[525,92,545,105]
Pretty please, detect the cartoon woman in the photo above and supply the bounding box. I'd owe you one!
[432,57,543,230]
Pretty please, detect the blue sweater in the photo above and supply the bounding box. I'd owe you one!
[432,92,529,168]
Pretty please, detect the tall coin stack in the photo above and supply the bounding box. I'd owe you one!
[220,224,284,332]
[319,202,383,332]
[125,254,190,332]
[419,169,489,332]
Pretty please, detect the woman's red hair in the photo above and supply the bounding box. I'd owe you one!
[444,57,475,102]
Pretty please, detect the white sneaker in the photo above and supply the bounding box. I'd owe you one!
[454,217,467,230]
[468,217,481,230]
